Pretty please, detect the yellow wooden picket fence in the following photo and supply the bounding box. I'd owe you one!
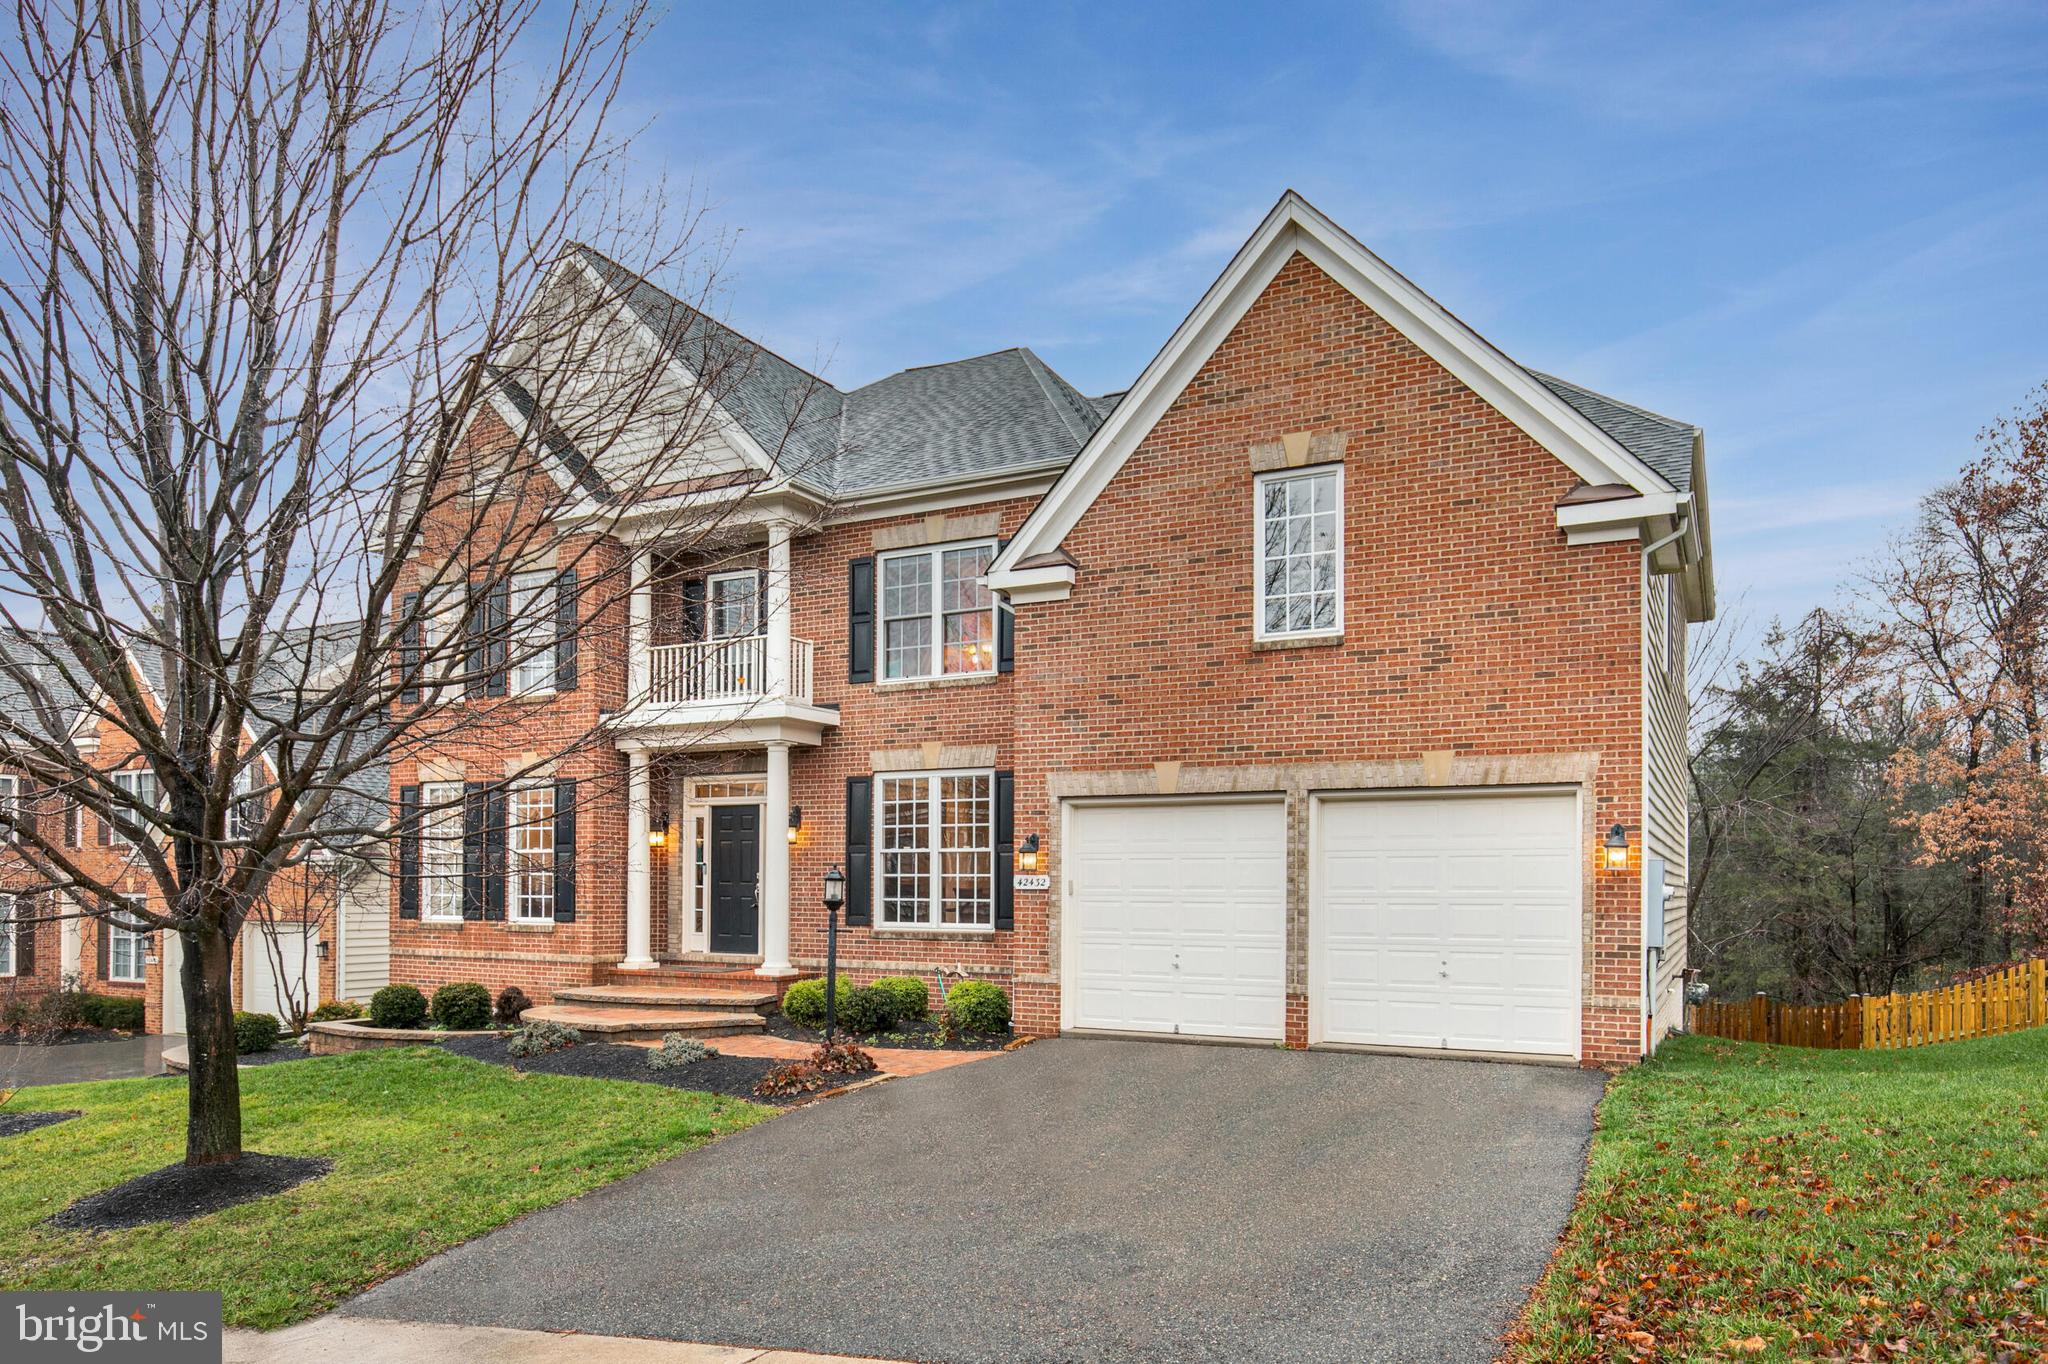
[1685,958,2048,1050]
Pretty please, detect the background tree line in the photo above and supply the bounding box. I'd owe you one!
[1690,384,2048,1003]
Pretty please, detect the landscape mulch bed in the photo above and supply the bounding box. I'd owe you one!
[763,1012,1012,1052]
[47,1153,333,1232]
[236,1044,312,1068]
[0,1109,81,1139]
[1,1027,129,1046]
[438,1034,793,1105]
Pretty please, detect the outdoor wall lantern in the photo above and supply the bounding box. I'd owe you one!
[1017,833,1041,872]
[648,813,669,850]
[1602,823,1632,872]
[315,940,330,961]
[788,804,803,843]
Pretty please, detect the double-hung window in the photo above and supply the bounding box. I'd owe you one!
[879,540,996,680]
[708,570,759,639]
[1254,467,1342,639]
[508,783,556,922]
[106,770,159,848]
[876,770,994,929]
[228,768,261,841]
[108,899,147,983]
[0,774,18,843]
[418,781,465,922]
[0,894,15,975]
[508,571,558,696]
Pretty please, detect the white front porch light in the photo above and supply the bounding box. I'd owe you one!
[787,804,802,844]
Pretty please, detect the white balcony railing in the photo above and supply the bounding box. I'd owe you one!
[647,635,814,707]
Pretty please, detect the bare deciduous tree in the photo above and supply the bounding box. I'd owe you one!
[0,1,834,1163]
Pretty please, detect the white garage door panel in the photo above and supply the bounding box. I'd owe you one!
[242,926,313,1023]
[1069,801,1286,1040]
[1317,792,1579,1057]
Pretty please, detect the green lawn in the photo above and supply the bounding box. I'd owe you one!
[0,1048,773,1327]
[1512,1030,2048,1360]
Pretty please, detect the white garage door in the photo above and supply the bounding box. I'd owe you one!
[1314,791,1579,1057]
[242,925,313,1024]
[1067,800,1286,1040]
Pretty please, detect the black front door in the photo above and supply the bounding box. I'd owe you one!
[709,804,761,955]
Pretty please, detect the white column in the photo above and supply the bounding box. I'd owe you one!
[621,748,656,971]
[629,545,652,707]
[765,521,792,698]
[60,895,82,981]
[758,740,795,977]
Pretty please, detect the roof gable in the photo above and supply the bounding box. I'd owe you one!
[992,191,1686,579]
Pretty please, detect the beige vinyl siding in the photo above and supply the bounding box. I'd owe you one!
[339,871,391,1001]
[1645,567,1690,1044]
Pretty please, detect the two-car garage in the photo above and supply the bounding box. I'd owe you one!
[1062,789,1582,1060]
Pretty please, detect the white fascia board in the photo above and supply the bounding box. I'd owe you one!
[985,562,1076,604]
[1555,491,1684,536]
[992,189,1675,575]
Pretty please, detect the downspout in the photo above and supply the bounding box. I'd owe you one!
[1638,510,1690,1054]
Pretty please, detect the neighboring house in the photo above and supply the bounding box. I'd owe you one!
[0,628,391,1033]
[391,191,1710,1067]
[0,631,82,1013]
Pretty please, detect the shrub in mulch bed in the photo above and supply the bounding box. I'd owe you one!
[763,1011,1011,1052]
[437,1034,791,1105]
[0,1109,81,1139]
[754,1041,879,1100]
[47,1153,333,1232]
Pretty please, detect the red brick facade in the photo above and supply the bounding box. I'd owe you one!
[389,249,1666,1067]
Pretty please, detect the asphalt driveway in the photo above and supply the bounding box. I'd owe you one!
[347,1038,1604,1363]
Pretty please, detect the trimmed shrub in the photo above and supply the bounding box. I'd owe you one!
[493,985,533,1027]
[430,981,492,1031]
[506,1019,581,1057]
[1,998,30,1030]
[233,1010,282,1054]
[368,983,428,1030]
[647,1034,719,1070]
[80,993,146,1032]
[309,999,363,1023]
[834,984,898,1035]
[779,977,833,1029]
[946,979,1011,1034]
[870,975,931,1022]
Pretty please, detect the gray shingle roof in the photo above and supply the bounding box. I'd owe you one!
[0,629,89,744]
[1530,372,1697,493]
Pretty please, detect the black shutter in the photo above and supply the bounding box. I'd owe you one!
[464,585,485,699]
[485,582,510,697]
[96,918,109,979]
[994,769,1015,931]
[995,538,1014,674]
[554,570,578,692]
[461,782,486,920]
[15,897,34,974]
[484,787,507,920]
[552,777,576,922]
[844,775,872,926]
[399,591,421,704]
[681,578,707,643]
[847,557,875,684]
[756,568,769,637]
[397,785,421,919]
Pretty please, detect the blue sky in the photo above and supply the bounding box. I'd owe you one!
[620,1,2048,638]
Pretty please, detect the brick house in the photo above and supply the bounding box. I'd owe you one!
[390,191,1710,1067]
[0,632,390,1033]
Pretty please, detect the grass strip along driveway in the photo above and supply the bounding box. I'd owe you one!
[1,1047,772,1327]
[1511,1030,2048,1359]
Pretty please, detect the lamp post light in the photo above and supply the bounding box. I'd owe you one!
[821,865,846,1043]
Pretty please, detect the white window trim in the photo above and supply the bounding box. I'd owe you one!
[108,901,147,983]
[418,780,465,923]
[707,569,761,640]
[873,766,997,934]
[1252,465,1344,641]
[109,770,160,849]
[0,893,15,976]
[0,774,17,844]
[508,571,559,698]
[507,781,556,923]
[876,539,999,683]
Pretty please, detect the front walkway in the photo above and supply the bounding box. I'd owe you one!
[670,1031,1001,1077]
[1,1035,175,1086]
[228,1317,904,1364]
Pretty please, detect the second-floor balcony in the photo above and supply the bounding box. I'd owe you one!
[647,635,815,706]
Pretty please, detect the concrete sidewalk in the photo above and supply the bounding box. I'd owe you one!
[227,1317,903,1364]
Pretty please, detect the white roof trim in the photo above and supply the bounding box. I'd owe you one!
[991,190,1677,575]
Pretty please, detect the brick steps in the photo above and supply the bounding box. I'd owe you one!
[519,1003,766,1042]
[552,983,778,1013]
